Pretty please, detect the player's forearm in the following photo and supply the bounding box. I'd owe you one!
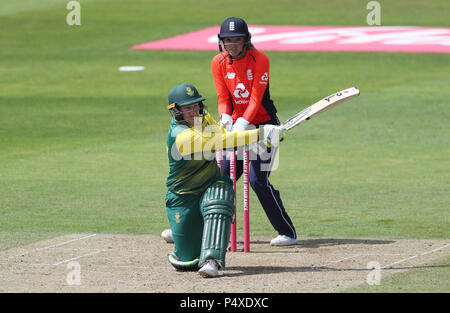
[212,61,232,116]
[242,83,269,122]
[175,127,260,157]
[242,100,260,123]
[220,129,259,150]
[218,102,232,116]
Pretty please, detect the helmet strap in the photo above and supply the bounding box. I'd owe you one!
[169,102,206,124]
[218,36,250,62]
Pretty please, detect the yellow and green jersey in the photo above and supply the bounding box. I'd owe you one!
[165,113,259,195]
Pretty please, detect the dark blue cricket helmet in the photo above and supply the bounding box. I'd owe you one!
[218,17,250,38]
[217,17,253,54]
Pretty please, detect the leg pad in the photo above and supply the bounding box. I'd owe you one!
[199,177,235,268]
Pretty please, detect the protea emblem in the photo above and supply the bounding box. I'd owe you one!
[186,87,194,97]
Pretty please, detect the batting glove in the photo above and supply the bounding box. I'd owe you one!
[260,125,285,147]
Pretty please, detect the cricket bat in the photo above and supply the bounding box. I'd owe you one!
[281,87,360,131]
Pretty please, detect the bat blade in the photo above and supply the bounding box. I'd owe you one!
[281,87,360,131]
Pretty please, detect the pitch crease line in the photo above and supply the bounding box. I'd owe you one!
[381,243,450,269]
[52,249,105,266]
[7,234,97,260]
[322,254,361,267]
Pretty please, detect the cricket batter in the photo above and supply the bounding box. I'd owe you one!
[165,83,284,277]
[212,17,298,246]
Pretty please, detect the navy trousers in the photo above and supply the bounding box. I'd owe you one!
[220,144,297,239]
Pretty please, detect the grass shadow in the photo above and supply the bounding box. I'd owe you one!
[298,238,395,248]
[224,264,450,278]
[231,238,395,253]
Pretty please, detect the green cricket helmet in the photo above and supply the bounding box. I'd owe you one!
[167,83,207,122]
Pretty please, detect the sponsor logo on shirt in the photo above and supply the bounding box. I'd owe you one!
[259,72,269,85]
[233,83,250,98]
[226,72,236,79]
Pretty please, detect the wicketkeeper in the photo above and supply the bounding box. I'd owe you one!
[212,17,298,246]
[165,83,284,277]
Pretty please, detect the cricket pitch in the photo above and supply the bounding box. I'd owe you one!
[0,234,449,292]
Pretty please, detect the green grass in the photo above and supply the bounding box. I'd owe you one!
[1,0,449,237]
[0,0,449,290]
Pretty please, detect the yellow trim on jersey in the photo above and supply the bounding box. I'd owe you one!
[175,113,259,157]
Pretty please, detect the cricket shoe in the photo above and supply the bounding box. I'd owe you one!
[198,259,219,278]
[161,229,174,243]
[270,235,298,246]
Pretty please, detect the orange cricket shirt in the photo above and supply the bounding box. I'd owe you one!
[211,49,277,125]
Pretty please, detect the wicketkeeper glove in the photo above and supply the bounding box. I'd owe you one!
[232,117,250,131]
[219,113,233,131]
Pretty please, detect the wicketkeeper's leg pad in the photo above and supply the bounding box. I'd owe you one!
[199,176,235,269]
